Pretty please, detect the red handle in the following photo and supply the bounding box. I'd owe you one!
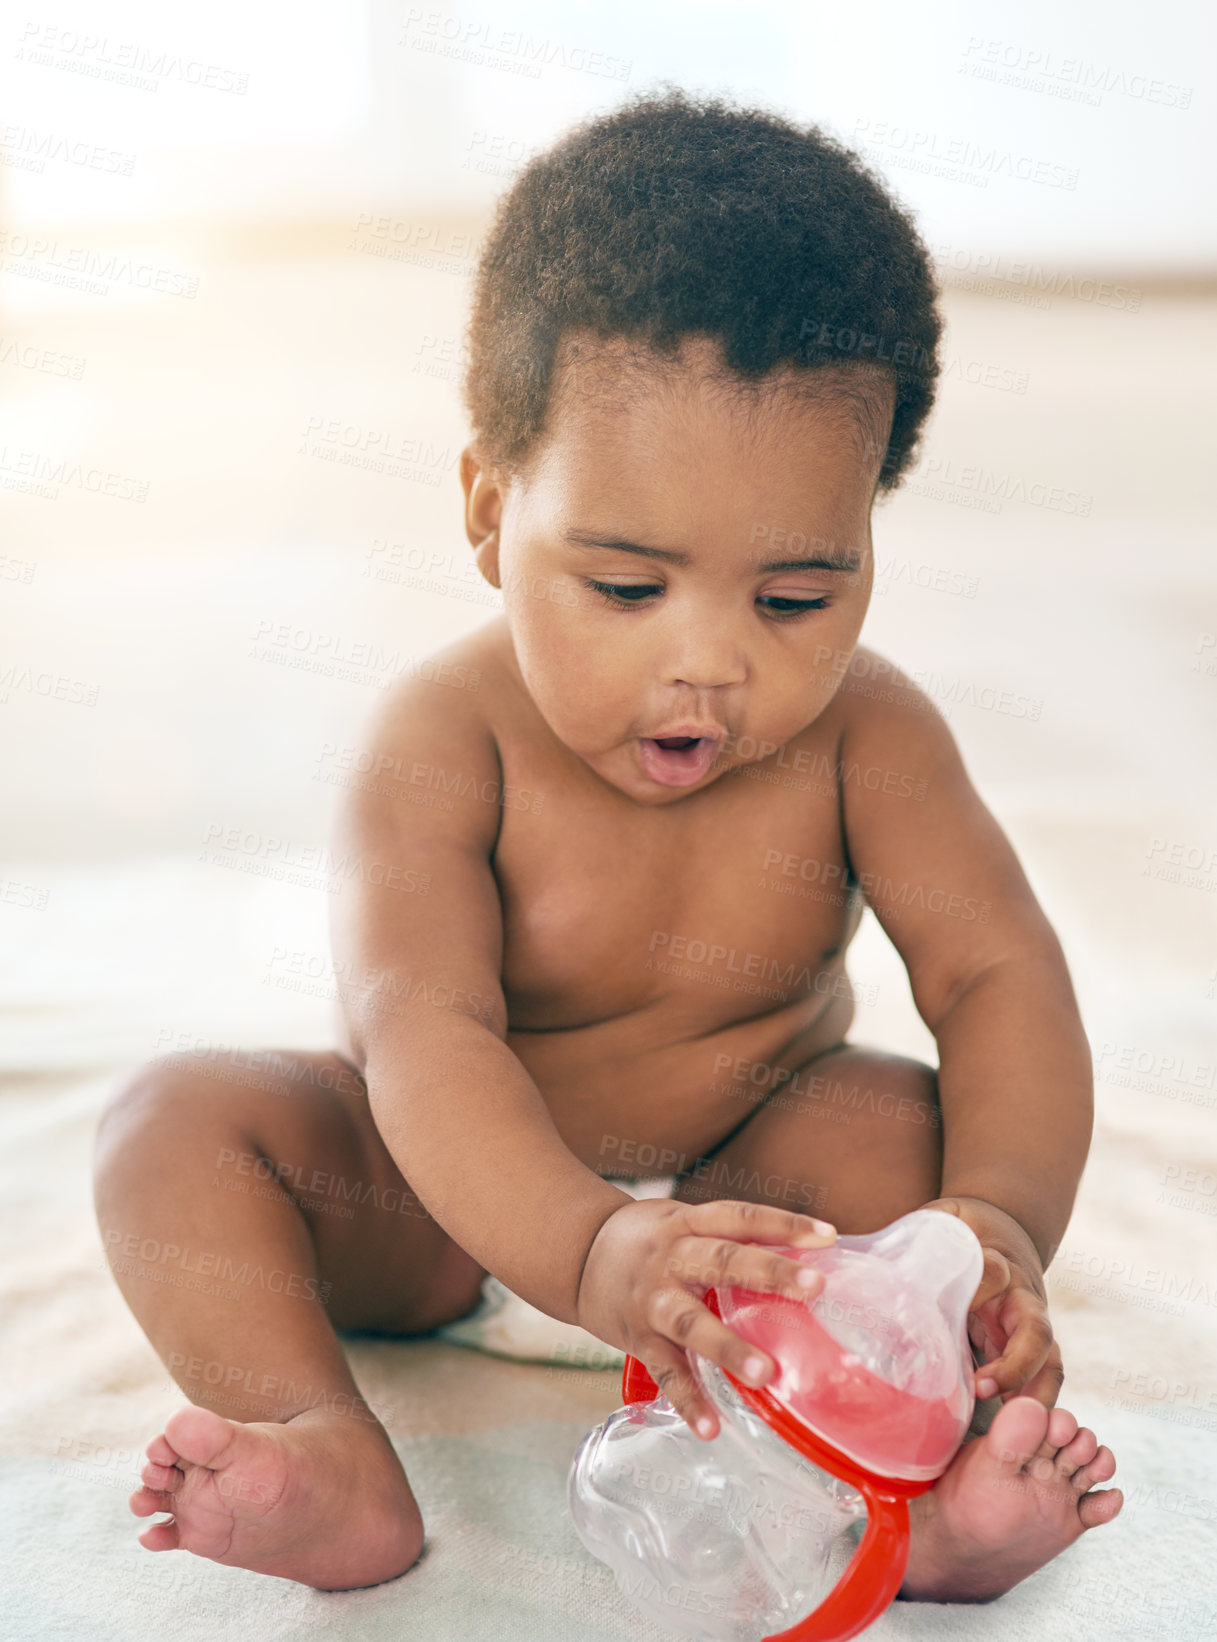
[618,1285,932,1642]
[763,1485,908,1642]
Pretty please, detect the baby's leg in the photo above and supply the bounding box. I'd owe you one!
[92,1046,487,1589]
[671,1041,945,1232]
[670,1041,1120,1601]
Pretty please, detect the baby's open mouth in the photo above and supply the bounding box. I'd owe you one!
[637,735,722,789]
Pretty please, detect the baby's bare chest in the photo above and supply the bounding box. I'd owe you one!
[492,749,858,1032]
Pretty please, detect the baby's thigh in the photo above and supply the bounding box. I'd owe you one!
[112,1044,487,1335]
[670,1043,943,1235]
[263,1050,490,1335]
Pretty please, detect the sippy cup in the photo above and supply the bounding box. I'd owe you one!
[567,1207,984,1642]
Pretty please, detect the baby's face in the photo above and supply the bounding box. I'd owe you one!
[463,335,887,807]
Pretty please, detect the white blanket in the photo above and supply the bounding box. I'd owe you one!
[2,854,1214,1640]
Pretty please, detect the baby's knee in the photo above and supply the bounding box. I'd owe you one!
[803,1048,939,1133]
[93,1053,208,1185]
[871,1056,940,1132]
[94,1047,272,1166]
[97,1053,186,1140]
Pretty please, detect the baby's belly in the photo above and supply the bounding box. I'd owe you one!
[509,983,856,1177]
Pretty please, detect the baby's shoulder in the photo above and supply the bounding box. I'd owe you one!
[374,613,515,740]
[328,616,518,859]
[831,644,947,736]
[336,615,519,803]
[829,644,959,786]
[835,644,933,712]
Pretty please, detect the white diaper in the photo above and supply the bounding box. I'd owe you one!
[434,1176,676,1368]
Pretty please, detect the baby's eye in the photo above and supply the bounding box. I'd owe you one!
[587,580,662,607]
[585,582,830,619]
[759,595,831,620]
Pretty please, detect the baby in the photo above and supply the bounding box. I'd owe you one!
[93,86,1122,1605]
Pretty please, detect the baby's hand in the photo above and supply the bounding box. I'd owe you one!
[575,1197,837,1440]
[922,1195,1064,1409]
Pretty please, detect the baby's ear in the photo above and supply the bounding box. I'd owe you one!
[459,444,505,588]
[472,532,502,590]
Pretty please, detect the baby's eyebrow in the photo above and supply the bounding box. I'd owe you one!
[561,528,860,575]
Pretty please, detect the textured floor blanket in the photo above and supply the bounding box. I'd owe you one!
[1,856,1214,1640]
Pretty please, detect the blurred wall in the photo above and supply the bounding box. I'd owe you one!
[1,0,1214,863]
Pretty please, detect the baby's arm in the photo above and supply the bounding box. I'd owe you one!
[835,651,1092,1394]
[326,671,841,1437]
[326,675,630,1325]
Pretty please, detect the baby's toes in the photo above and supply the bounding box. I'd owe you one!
[144,1432,181,1469]
[1077,1485,1123,1530]
[130,1482,176,1519]
[1045,1407,1078,1450]
[136,1514,182,1553]
[1025,1404,1077,1475]
[140,1457,182,1493]
[1057,1427,1098,1484]
[1070,1443,1116,1494]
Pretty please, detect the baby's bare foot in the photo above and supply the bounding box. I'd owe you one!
[128,1403,424,1590]
[899,1396,1122,1603]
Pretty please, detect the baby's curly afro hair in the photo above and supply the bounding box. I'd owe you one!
[460,83,943,498]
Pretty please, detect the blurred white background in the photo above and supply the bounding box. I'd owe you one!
[1,0,1213,866]
[1,11,1215,1614]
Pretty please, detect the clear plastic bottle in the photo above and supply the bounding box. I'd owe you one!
[567,1208,984,1642]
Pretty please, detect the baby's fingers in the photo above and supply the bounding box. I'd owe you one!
[667,1233,827,1308]
[645,1283,786,1437]
[974,1290,1060,1407]
[971,1247,1013,1311]
[683,1198,836,1249]
[642,1340,722,1439]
